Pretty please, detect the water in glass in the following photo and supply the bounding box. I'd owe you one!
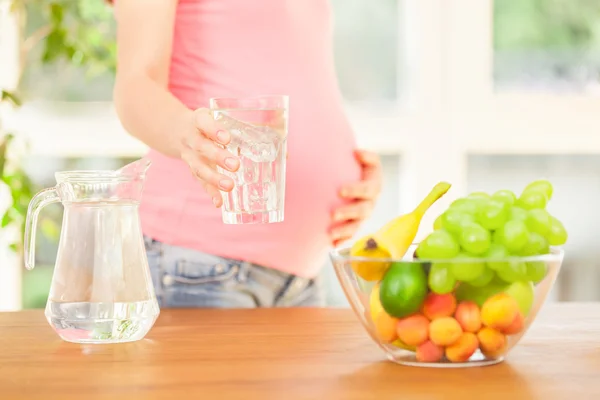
[213,101,288,224]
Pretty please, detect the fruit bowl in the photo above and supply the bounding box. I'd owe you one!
[330,244,564,368]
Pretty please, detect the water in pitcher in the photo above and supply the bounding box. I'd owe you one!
[24,159,159,344]
[214,108,288,224]
[44,200,159,343]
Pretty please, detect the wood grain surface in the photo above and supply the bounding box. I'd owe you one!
[1,303,599,400]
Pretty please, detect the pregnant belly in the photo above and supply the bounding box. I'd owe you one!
[282,126,362,235]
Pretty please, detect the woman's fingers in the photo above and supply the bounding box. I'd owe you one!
[193,108,231,146]
[339,180,379,201]
[201,181,224,207]
[182,108,242,205]
[330,220,362,244]
[332,200,374,223]
[182,149,235,192]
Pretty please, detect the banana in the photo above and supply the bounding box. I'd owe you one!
[350,181,452,281]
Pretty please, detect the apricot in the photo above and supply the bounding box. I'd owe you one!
[477,327,507,358]
[416,340,444,363]
[454,301,482,333]
[429,317,463,346]
[445,332,479,363]
[481,293,520,330]
[373,311,399,343]
[422,293,457,320]
[502,311,525,335]
[396,314,430,347]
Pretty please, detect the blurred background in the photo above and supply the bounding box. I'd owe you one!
[0,0,599,310]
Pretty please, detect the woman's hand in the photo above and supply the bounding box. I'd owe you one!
[330,149,383,246]
[179,108,240,207]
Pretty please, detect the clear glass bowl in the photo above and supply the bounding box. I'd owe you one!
[329,244,564,368]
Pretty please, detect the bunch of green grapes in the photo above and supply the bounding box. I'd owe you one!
[415,179,568,294]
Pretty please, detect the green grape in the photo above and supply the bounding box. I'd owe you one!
[450,253,486,283]
[433,214,444,230]
[468,192,491,200]
[428,263,457,294]
[508,206,528,222]
[415,241,430,258]
[500,220,530,253]
[547,216,568,246]
[441,210,475,234]
[416,230,460,259]
[450,198,479,214]
[517,190,548,210]
[525,208,551,236]
[459,222,491,255]
[526,261,548,284]
[483,243,510,271]
[476,199,508,230]
[496,261,527,283]
[469,267,495,287]
[524,179,553,201]
[491,190,517,207]
[492,226,505,245]
[518,232,550,256]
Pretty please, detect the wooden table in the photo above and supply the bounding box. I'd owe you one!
[1,303,599,399]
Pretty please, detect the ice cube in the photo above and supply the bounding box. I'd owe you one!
[216,114,281,150]
[240,142,278,163]
[241,156,258,183]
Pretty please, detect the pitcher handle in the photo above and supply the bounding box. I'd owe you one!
[24,187,60,270]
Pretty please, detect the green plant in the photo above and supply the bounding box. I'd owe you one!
[12,0,116,77]
[0,91,30,252]
[495,0,600,50]
[0,0,117,254]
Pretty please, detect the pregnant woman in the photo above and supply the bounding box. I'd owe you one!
[111,0,383,308]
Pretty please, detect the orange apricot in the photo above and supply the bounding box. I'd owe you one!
[373,311,399,343]
[454,301,482,333]
[422,293,457,320]
[416,340,444,363]
[397,314,430,347]
[429,317,463,347]
[481,293,520,331]
[502,312,525,335]
[445,332,479,363]
[477,327,507,358]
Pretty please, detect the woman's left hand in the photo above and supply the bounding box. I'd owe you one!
[330,149,383,246]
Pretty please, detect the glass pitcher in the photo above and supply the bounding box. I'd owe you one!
[24,158,160,344]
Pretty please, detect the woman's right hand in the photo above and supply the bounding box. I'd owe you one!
[178,108,240,207]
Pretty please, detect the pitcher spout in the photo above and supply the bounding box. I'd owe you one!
[116,157,152,180]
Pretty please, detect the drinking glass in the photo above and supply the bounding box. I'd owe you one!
[210,95,289,224]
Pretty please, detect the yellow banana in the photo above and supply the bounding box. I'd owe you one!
[350,181,452,281]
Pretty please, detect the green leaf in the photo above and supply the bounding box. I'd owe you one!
[1,213,12,228]
[49,2,64,25]
[1,91,22,107]
[8,243,18,253]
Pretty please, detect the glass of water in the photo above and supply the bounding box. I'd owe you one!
[210,95,289,224]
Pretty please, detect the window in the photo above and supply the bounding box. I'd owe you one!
[331,0,401,104]
[494,0,600,95]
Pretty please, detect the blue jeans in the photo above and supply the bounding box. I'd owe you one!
[144,237,325,308]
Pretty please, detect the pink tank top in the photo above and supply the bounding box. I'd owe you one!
[140,0,361,278]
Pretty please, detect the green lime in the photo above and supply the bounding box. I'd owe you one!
[379,262,428,318]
